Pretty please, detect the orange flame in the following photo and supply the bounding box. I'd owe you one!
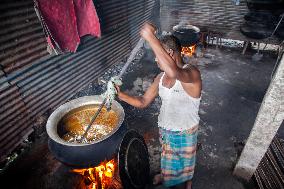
[181,45,196,57]
[73,159,115,189]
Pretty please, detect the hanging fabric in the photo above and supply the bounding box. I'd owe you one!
[34,0,101,54]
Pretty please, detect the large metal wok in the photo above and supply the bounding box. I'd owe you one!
[46,95,126,168]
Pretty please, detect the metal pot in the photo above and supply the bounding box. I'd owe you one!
[173,24,200,46]
[46,96,126,168]
[246,0,284,11]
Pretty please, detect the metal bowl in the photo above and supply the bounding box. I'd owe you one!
[46,95,126,168]
[173,24,200,33]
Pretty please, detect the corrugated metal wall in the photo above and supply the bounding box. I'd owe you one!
[0,0,157,161]
[160,0,248,36]
[254,137,284,188]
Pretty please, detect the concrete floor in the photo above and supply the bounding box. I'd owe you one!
[118,47,278,189]
[0,46,280,189]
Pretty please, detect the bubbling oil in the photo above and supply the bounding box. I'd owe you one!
[60,105,119,143]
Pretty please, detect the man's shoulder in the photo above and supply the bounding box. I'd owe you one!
[184,65,201,81]
[155,72,164,79]
[190,66,201,79]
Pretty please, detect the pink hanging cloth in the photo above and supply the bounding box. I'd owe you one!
[74,0,101,38]
[35,0,101,53]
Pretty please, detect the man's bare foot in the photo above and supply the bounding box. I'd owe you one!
[153,174,163,185]
[186,180,192,189]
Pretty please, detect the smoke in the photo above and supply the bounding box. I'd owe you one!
[178,19,190,26]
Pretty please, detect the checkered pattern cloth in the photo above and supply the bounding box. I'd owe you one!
[160,126,198,187]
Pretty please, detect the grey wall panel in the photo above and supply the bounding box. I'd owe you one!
[160,0,248,35]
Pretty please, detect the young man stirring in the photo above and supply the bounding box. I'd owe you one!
[115,23,202,189]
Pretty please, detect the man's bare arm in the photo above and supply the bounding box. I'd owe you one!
[140,24,178,78]
[140,23,196,83]
[116,74,162,109]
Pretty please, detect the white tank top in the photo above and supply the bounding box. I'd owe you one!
[158,72,201,131]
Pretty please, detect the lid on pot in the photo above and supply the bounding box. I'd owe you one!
[118,130,150,189]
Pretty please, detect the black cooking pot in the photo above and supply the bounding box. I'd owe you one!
[48,124,127,168]
[46,96,126,168]
[172,24,200,46]
[246,0,284,11]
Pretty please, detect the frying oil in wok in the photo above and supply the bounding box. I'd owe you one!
[59,105,119,143]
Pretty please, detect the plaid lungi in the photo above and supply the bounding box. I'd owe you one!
[160,126,198,187]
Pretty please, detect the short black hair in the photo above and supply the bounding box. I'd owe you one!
[159,34,182,53]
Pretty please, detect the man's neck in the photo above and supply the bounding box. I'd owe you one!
[174,55,184,68]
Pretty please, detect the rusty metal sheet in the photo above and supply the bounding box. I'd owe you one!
[4,48,48,73]
[0,84,32,161]
[0,0,46,73]
[0,84,21,107]
[0,0,156,162]
[31,48,130,117]
[0,122,33,162]
[0,85,31,125]
[0,71,10,90]
[28,46,129,117]
[0,1,31,11]
[0,111,31,143]
[14,27,130,88]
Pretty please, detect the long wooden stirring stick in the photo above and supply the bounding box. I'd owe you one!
[79,38,145,143]
[79,98,107,142]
